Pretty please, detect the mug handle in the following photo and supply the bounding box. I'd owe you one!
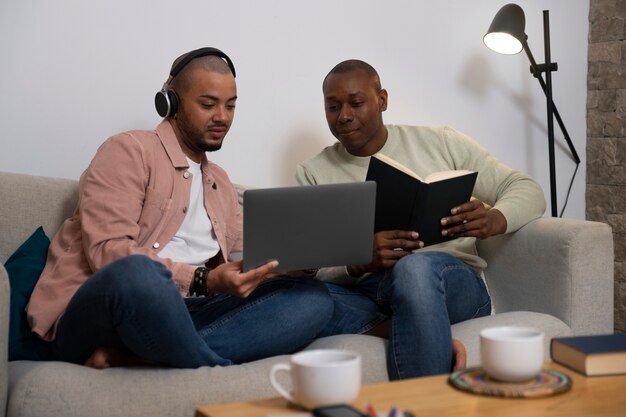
[269,363,295,403]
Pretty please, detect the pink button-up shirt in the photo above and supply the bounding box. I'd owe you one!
[27,120,243,341]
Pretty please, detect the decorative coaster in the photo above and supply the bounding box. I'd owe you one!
[448,367,572,398]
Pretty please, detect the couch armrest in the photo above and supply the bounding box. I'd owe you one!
[0,263,9,416]
[477,217,614,335]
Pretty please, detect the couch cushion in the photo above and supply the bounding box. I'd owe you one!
[305,334,389,383]
[0,172,79,264]
[7,335,389,417]
[5,227,54,361]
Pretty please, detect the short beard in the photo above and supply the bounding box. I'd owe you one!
[175,111,224,154]
[199,142,222,152]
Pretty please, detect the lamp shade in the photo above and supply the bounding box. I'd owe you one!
[483,3,526,55]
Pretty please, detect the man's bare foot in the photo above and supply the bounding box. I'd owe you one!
[452,338,467,371]
[84,347,157,369]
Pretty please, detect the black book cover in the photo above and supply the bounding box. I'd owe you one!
[365,155,478,246]
[552,333,626,355]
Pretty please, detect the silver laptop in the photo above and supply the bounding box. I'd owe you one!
[242,181,376,272]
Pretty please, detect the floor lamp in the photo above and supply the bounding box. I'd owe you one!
[483,3,580,217]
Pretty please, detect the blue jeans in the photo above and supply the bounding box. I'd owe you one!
[52,255,334,368]
[320,252,491,380]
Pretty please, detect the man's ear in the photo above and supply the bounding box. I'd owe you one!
[379,89,388,111]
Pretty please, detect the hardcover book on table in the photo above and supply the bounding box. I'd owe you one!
[365,153,478,247]
[550,333,626,376]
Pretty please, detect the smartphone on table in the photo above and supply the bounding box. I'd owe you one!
[312,404,367,417]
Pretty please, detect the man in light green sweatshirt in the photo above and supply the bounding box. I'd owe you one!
[296,59,546,380]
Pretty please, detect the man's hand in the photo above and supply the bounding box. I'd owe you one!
[207,260,278,298]
[440,199,507,240]
[347,230,423,277]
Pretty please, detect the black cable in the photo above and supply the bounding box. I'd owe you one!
[558,162,579,218]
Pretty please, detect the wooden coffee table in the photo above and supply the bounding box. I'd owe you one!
[195,362,626,417]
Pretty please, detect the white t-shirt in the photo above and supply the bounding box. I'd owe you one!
[157,158,220,266]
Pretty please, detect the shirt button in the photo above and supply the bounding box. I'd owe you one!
[153,242,160,249]
[183,171,190,179]
[183,207,188,213]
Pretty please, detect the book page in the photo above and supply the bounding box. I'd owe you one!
[424,169,475,184]
[373,153,424,181]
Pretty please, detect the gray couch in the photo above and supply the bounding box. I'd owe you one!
[0,171,614,417]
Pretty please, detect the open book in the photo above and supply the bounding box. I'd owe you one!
[365,153,478,247]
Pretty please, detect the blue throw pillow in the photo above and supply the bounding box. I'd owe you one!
[5,226,55,360]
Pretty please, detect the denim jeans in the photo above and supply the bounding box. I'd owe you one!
[320,251,491,380]
[52,255,334,368]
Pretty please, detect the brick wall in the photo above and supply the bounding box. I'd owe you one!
[587,0,626,331]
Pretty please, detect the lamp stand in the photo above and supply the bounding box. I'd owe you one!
[521,10,580,217]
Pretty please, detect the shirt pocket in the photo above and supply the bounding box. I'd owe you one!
[138,187,172,231]
[223,223,241,252]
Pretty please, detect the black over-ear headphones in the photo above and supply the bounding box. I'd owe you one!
[154,47,237,118]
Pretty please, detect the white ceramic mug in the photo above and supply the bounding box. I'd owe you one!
[269,349,362,409]
[480,326,544,382]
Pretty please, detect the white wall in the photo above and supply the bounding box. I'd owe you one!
[0,0,589,219]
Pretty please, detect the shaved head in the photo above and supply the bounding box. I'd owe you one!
[323,59,382,92]
[170,55,233,94]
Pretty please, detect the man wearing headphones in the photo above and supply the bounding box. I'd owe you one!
[297,59,546,380]
[26,48,334,369]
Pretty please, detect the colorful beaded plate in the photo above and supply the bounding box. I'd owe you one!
[448,367,572,398]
